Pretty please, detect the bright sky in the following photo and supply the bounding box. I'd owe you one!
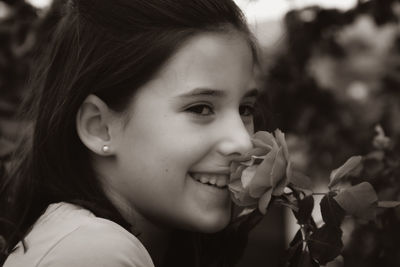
[27,0,358,22]
[235,0,357,22]
[26,0,50,9]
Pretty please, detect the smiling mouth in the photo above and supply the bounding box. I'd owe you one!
[189,172,229,189]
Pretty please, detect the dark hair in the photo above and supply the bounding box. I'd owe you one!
[0,0,260,265]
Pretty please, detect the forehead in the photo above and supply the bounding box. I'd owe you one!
[147,31,256,97]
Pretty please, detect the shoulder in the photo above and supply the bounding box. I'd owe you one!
[36,215,154,267]
[4,202,154,267]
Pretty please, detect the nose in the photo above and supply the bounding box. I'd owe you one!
[216,113,253,158]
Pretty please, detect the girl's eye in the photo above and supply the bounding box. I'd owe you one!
[186,104,214,116]
[239,104,255,117]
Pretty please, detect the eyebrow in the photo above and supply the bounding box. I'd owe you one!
[243,88,259,98]
[177,88,259,99]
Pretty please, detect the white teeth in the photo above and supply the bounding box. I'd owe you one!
[209,177,217,185]
[191,173,228,188]
[200,176,208,183]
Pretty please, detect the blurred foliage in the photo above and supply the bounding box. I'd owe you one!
[262,0,400,184]
[0,0,37,160]
[259,0,400,266]
[0,0,63,160]
[337,125,400,267]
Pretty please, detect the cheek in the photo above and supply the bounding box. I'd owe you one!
[115,110,231,230]
[118,109,215,185]
[117,128,211,195]
[153,130,214,170]
[125,111,210,165]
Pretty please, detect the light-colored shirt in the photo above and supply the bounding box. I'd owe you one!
[3,202,155,267]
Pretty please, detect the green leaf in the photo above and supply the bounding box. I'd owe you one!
[320,192,345,227]
[237,207,256,217]
[274,198,299,212]
[308,224,343,265]
[288,247,320,267]
[294,195,315,224]
[289,229,303,247]
[287,234,320,267]
[329,156,362,189]
[289,171,314,193]
[333,182,378,221]
[377,201,400,208]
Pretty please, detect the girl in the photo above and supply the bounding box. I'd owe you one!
[0,0,266,266]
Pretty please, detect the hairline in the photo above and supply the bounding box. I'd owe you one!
[117,25,259,128]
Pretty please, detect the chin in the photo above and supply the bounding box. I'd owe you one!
[191,211,231,233]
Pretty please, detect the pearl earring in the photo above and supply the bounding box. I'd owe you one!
[102,145,110,153]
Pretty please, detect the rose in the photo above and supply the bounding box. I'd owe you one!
[228,129,291,215]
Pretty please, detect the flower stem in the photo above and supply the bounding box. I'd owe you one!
[300,225,308,251]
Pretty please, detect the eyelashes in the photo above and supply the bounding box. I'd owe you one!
[185,104,214,116]
[185,103,255,117]
[239,105,255,117]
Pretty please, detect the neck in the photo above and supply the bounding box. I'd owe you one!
[103,185,171,266]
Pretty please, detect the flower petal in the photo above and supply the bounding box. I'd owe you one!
[250,146,271,156]
[252,138,273,150]
[253,131,278,148]
[228,178,244,193]
[240,158,255,167]
[232,146,267,163]
[241,165,257,188]
[230,164,246,181]
[286,161,293,182]
[238,207,257,217]
[274,129,290,160]
[258,189,272,215]
[229,178,259,207]
[248,145,278,197]
[231,190,259,207]
[229,130,292,210]
[271,148,288,196]
[329,156,362,189]
[230,161,240,176]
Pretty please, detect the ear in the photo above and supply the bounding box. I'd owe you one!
[76,94,118,156]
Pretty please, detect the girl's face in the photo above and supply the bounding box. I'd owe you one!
[108,32,258,233]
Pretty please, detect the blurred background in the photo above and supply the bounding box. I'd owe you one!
[0,0,399,266]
